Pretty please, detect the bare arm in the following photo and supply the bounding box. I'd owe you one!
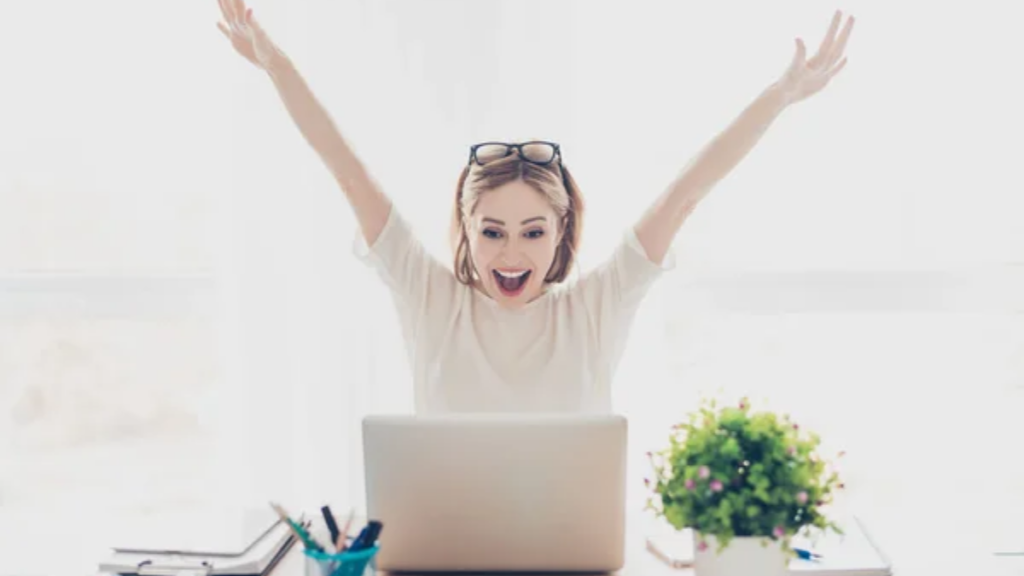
[264,53,391,244]
[634,10,855,265]
[216,0,390,245]
[635,84,788,265]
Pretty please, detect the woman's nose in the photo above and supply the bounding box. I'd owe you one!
[499,241,522,263]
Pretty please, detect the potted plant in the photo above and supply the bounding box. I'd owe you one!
[646,397,845,576]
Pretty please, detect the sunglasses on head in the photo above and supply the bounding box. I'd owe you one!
[467,141,562,168]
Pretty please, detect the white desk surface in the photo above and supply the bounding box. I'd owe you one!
[275,518,685,576]
[268,514,1024,576]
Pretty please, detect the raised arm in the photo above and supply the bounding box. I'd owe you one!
[634,10,855,265]
[216,0,391,245]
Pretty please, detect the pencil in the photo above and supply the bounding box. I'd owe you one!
[336,508,356,550]
[270,502,326,552]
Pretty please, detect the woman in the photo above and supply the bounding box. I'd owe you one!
[215,0,854,414]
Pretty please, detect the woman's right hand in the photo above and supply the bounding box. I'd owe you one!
[216,0,281,71]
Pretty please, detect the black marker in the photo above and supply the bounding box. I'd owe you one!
[321,506,341,546]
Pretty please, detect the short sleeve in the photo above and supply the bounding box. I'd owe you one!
[353,205,459,341]
[577,226,675,370]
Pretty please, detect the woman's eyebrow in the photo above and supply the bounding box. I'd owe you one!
[481,216,546,226]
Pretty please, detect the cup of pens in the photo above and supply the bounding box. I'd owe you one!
[303,542,380,576]
[270,502,383,576]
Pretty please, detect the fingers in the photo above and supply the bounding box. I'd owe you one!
[233,0,247,27]
[218,0,237,24]
[809,10,842,69]
[216,0,232,24]
[826,17,855,69]
[216,21,231,38]
[217,0,246,38]
[820,10,843,56]
[826,57,848,80]
[790,38,807,73]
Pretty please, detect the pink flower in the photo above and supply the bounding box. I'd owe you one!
[685,478,696,490]
[710,479,723,492]
[796,491,808,504]
[699,466,710,479]
[696,540,708,552]
[787,446,796,455]
[773,526,785,539]
[644,478,651,487]
[739,401,746,410]
[793,423,800,430]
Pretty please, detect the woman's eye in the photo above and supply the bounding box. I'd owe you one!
[525,229,545,239]
[483,229,503,239]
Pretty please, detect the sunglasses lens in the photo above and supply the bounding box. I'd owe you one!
[474,144,512,165]
[521,143,556,164]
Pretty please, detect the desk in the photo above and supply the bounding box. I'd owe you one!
[273,516,680,576]
[267,515,1024,576]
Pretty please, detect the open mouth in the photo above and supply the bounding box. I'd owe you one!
[492,269,532,298]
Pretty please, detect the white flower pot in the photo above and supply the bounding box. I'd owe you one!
[693,533,789,576]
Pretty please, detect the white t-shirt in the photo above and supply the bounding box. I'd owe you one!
[354,205,674,414]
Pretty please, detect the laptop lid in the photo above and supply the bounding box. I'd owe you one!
[362,413,628,572]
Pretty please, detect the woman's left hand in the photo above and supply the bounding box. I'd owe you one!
[777,10,855,106]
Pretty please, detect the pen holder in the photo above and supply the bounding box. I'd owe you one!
[304,544,380,576]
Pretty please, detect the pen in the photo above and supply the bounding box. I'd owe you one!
[322,506,341,546]
[348,520,383,552]
[794,548,823,561]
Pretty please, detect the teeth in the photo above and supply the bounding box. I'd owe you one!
[496,270,528,279]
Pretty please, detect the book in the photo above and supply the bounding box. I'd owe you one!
[98,513,301,576]
[108,506,280,557]
[789,516,892,576]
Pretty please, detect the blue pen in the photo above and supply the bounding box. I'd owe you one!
[348,520,383,552]
[794,548,823,561]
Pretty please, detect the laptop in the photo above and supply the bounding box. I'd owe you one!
[362,413,628,572]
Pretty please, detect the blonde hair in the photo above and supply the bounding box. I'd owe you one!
[450,154,585,286]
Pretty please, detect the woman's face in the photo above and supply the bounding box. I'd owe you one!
[467,180,561,308]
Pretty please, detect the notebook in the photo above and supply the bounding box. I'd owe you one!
[98,513,300,576]
[788,516,893,575]
[108,506,280,557]
[645,516,892,575]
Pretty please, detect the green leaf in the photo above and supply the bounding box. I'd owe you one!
[664,504,686,530]
[649,396,843,541]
